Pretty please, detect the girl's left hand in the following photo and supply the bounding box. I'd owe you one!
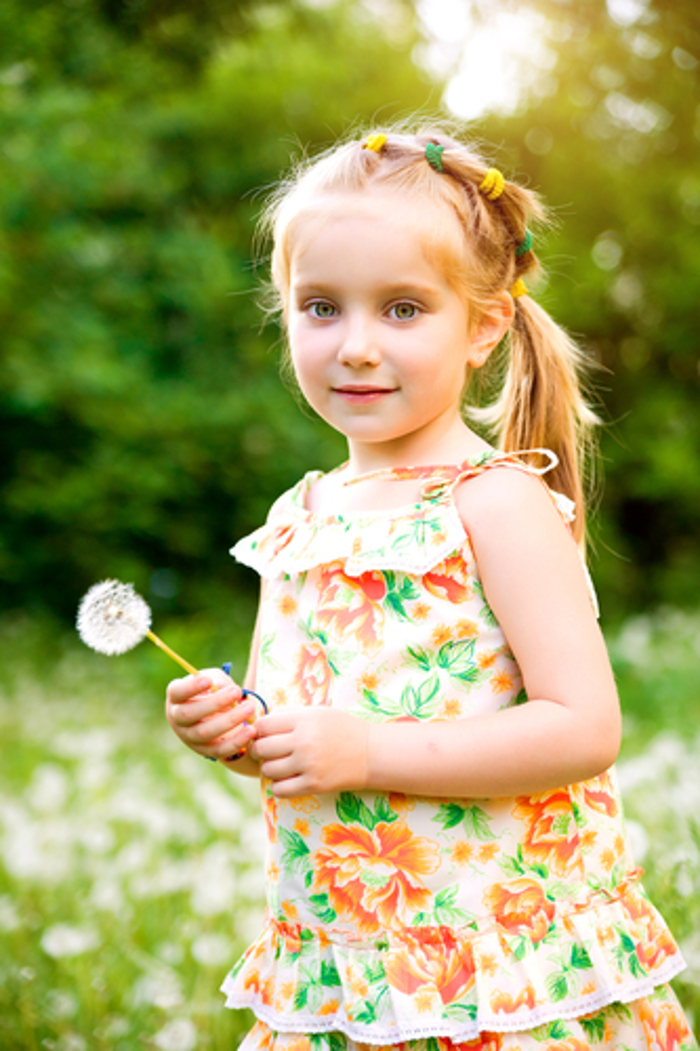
[249,708,369,798]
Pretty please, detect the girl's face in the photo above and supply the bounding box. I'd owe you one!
[286,190,510,468]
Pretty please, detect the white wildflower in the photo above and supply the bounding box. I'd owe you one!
[191,932,231,966]
[77,579,151,655]
[132,970,183,1009]
[26,764,69,814]
[0,895,22,932]
[153,1019,198,1051]
[41,923,100,958]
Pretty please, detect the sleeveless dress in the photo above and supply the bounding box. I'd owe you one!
[221,451,695,1051]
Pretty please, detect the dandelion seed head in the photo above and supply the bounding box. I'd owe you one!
[77,580,151,655]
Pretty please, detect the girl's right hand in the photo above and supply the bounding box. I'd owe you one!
[165,669,258,762]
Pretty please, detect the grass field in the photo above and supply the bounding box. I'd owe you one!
[0,609,698,1050]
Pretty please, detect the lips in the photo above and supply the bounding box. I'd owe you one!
[332,385,395,403]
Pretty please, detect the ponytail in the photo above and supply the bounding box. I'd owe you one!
[474,296,598,546]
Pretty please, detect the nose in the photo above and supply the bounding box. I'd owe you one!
[336,315,381,368]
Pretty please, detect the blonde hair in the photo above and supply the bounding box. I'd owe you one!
[260,127,598,544]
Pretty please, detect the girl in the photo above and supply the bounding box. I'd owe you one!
[166,129,696,1051]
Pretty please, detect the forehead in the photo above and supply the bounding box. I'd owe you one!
[287,189,467,273]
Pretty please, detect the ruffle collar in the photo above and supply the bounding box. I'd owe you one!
[230,449,575,580]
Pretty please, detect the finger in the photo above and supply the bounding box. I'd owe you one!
[253,712,297,738]
[269,775,309,799]
[259,755,300,784]
[186,701,257,745]
[169,686,249,728]
[167,675,212,704]
[207,721,258,760]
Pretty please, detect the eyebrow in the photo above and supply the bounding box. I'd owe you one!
[291,281,442,299]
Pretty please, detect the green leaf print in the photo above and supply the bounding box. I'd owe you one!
[433,801,495,841]
[382,571,421,621]
[361,871,391,889]
[514,687,528,705]
[308,892,338,924]
[405,645,434,673]
[614,927,648,979]
[433,802,468,830]
[403,674,441,717]
[472,580,498,629]
[352,1002,377,1025]
[436,638,479,683]
[500,852,527,879]
[509,934,529,961]
[320,960,342,987]
[462,805,496,841]
[580,1013,607,1042]
[552,813,571,836]
[546,971,571,1002]
[279,827,311,877]
[571,944,593,970]
[336,793,377,830]
[445,1003,478,1022]
[413,885,477,927]
[538,1020,571,1042]
[335,792,399,831]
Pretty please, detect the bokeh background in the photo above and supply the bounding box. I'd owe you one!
[1,1,699,1048]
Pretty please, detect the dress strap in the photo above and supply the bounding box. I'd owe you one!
[342,448,558,490]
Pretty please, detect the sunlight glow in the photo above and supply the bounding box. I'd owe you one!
[417,1,555,121]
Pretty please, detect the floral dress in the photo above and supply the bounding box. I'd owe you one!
[221,451,696,1051]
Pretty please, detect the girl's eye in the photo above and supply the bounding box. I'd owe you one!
[390,303,418,321]
[309,302,337,319]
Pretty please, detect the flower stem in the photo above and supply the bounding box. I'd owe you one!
[145,630,199,676]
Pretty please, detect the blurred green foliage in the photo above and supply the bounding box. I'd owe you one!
[1,0,699,625]
[479,0,700,614]
[0,0,432,621]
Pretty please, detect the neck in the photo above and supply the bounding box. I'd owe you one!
[344,418,491,477]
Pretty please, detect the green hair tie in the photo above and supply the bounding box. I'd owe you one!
[515,229,533,257]
[425,142,444,173]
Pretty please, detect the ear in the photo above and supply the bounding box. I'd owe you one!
[466,291,514,369]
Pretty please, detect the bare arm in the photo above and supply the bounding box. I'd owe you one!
[253,471,621,799]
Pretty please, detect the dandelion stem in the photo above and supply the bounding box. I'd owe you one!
[145,630,199,676]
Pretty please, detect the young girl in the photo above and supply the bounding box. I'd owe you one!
[166,129,696,1051]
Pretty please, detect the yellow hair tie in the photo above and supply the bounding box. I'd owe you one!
[363,133,387,153]
[511,278,528,298]
[479,168,505,201]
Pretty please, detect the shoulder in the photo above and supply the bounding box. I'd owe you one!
[454,462,566,540]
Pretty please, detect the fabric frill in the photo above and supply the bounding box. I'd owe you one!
[225,453,686,1044]
[221,874,685,1044]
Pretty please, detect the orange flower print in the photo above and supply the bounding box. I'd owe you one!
[455,619,479,639]
[452,841,474,866]
[359,671,380,692]
[317,998,340,1016]
[477,843,499,864]
[293,818,310,837]
[478,651,497,670]
[280,899,299,921]
[491,669,513,694]
[440,698,463,719]
[575,772,618,819]
[478,952,498,977]
[289,795,321,813]
[483,879,555,943]
[512,791,583,878]
[291,641,333,706]
[639,996,693,1051]
[278,594,298,617]
[314,564,386,655]
[312,821,440,936]
[620,888,679,972]
[431,624,453,647]
[384,931,476,1006]
[489,983,537,1014]
[423,556,474,603]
